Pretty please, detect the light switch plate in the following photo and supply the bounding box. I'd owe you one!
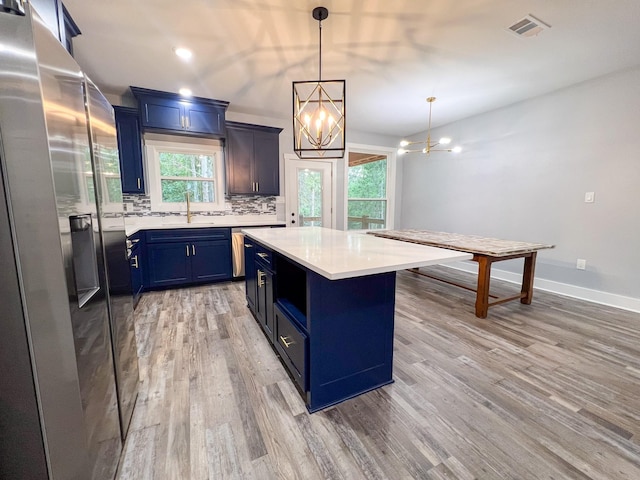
[584,192,595,203]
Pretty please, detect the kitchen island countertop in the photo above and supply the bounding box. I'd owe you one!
[242,226,472,280]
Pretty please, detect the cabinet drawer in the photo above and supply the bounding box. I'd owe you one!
[146,227,230,243]
[274,302,308,392]
[254,243,273,268]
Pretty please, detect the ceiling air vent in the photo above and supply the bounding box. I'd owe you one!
[507,14,551,38]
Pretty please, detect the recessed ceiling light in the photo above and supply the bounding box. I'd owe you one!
[174,47,193,60]
[179,88,192,97]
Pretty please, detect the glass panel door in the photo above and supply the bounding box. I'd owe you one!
[285,158,332,228]
[298,168,323,226]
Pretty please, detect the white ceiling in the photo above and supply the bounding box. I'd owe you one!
[64,0,640,137]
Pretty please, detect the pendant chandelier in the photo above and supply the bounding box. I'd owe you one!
[397,97,461,156]
[293,6,346,159]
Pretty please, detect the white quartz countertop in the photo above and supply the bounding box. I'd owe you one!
[125,216,285,236]
[242,227,472,280]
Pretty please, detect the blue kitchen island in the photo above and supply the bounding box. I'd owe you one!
[242,227,471,412]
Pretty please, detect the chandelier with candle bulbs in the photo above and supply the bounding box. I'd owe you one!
[293,7,346,159]
[397,97,461,156]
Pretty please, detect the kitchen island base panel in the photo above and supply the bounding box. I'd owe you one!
[305,271,396,413]
[307,379,395,414]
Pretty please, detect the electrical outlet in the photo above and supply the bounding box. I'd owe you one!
[576,259,586,270]
[261,203,268,212]
[584,192,595,203]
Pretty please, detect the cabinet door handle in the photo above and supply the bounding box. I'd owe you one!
[180,116,184,128]
[137,177,141,189]
[192,244,196,256]
[279,336,293,348]
[186,245,190,256]
[257,269,265,287]
[255,182,259,192]
[257,252,268,259]
[131,255,139,269]
[244,244,253,248]
[185,116,190,129]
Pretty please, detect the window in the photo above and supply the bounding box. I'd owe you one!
[347,151,390,230]
[145,140,224,211]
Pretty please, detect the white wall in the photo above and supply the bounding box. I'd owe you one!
[400,66,640,301]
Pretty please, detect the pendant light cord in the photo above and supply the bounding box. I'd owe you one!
[318,19,323,81]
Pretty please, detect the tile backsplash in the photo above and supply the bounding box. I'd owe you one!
[123,193,276,218]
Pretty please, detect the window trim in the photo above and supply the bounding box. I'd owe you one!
[145,139,225,212]
[343,143,396,231]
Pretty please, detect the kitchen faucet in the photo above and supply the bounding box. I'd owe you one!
[186,191,192,223]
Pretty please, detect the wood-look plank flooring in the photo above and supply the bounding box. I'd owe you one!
[116,266,640,479]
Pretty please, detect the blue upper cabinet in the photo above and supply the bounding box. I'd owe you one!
[113,106,145,194]
[130,87,229,138]
[226,121,282,196]
[30,1,81,56]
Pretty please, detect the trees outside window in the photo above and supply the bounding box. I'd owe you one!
[297,169,323,226]
[347,156,387,230]
[145,140,224,212]
[158,152,215,203]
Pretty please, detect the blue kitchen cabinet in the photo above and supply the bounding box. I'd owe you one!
[244,238,275,341]
[147,242,191,288]
[244,237,257,312]
[130,87,229,138]
[253,129,280,194]
[29,1,80,55]
[190,240,233,282]
[145,228,232,289]
[128,233,144,305]
[114,106,145,194]
[243,239,396,412]
[226,121,282,195]
[254,244,275,341]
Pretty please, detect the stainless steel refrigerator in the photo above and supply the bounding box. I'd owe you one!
[0,3,139,479]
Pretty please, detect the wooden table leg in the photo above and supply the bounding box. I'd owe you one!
[475,255,492,318]
[521,251,537,304]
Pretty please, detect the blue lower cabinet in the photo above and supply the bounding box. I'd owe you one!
[245,239,276,341]
[130,246,144,303]
[274,302,308,392]
[245,240,397,413]
[255,257,275,341]
[145,228,232,289]
[190,240,232,282]
[128,233,145,305]
[147,243,191,288]
[244,238,257,312]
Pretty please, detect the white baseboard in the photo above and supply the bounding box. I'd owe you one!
[444,262,640,314]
